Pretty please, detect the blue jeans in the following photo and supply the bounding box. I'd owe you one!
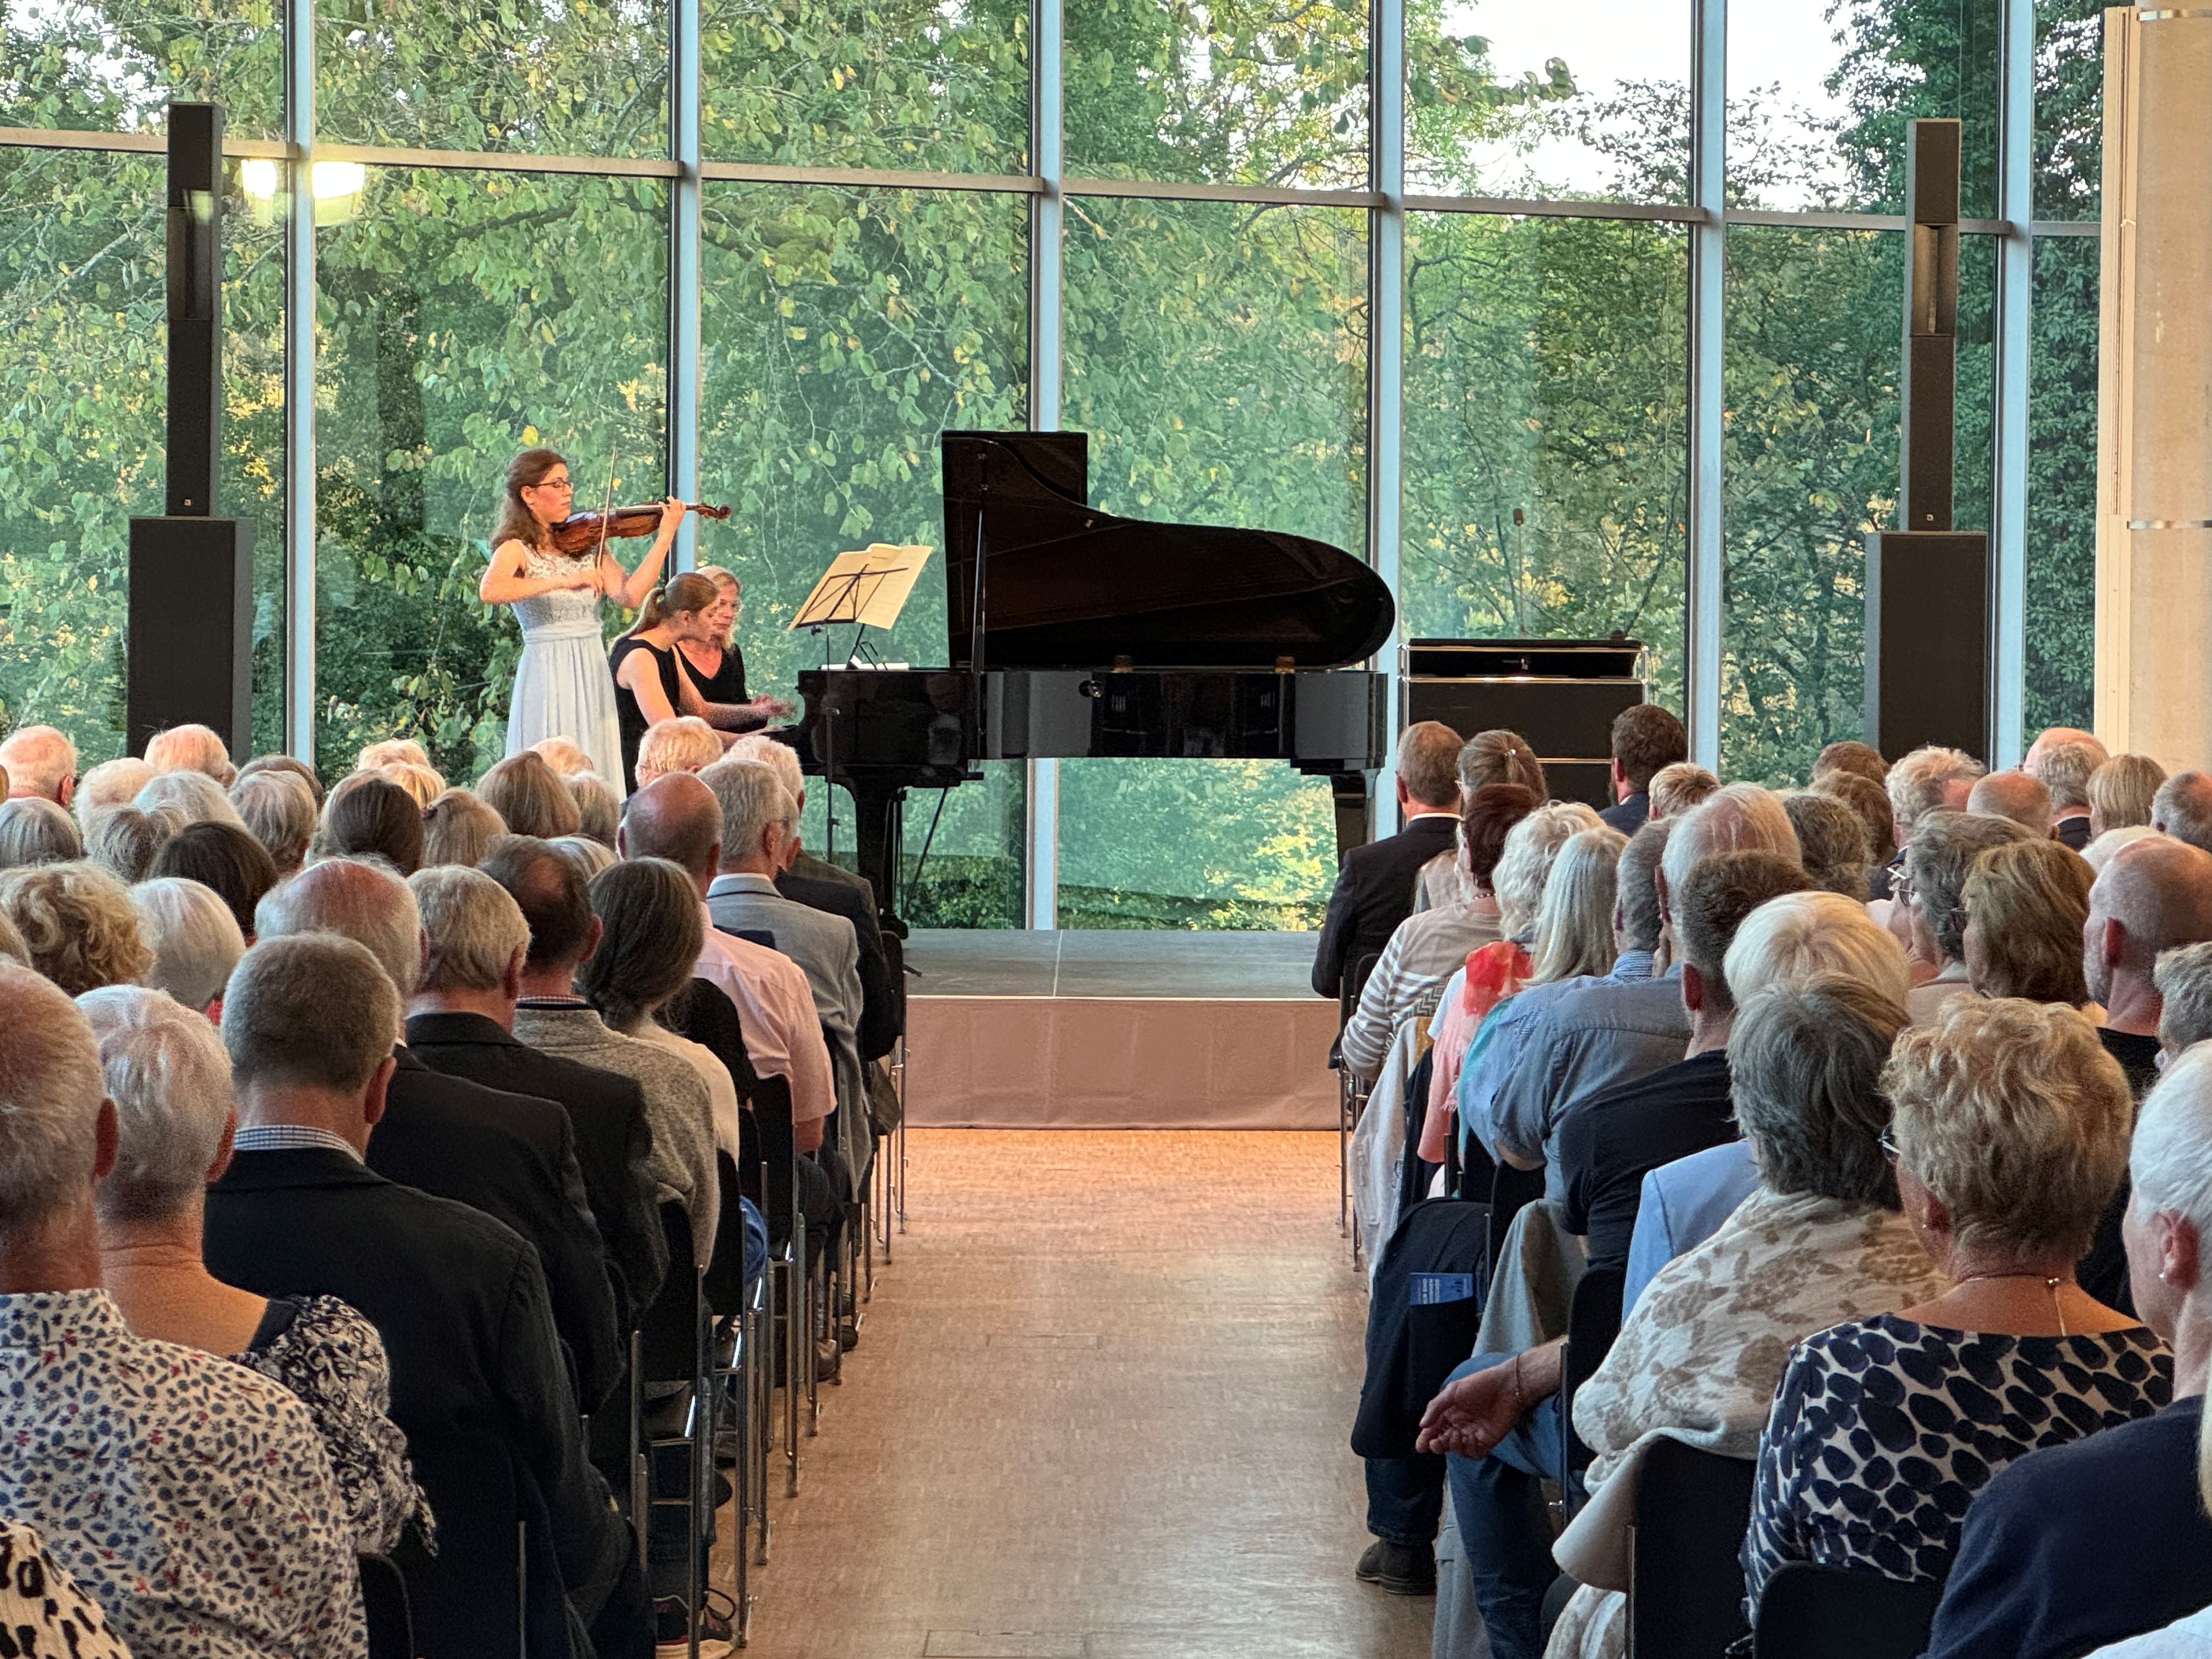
[1365,1453,1446,1547]
[1445,1352,1565,1659]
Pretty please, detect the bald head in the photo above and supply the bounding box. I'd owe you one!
[2026,726,2108,772]
[619,772,723,889]
[254,855,424,1007]
[2152,770,2212,855]
[0,725,77,806]
[2085,835,2212,1018]
[1967,770,2053,837]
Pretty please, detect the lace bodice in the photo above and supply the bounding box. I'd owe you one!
[506,541,605,637]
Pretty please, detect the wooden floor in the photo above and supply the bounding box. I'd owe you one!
[718,1130,1432,1659]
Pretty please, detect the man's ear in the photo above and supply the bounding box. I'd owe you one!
[362,1053,398,1132]
[1680,960,1706,1014]
[206,1107,238,1184]
[2160,1210,2204,1299]
[502,945,527,1002]
[91,1097,119,1183]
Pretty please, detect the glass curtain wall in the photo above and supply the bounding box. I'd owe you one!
[1,0,2103,926]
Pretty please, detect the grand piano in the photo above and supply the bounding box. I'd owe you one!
[781,431,1395,933]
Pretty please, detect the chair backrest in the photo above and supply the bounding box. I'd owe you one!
[1628,1440,1757,1659]
[1341,950,1384,1025]
[702,1150,752,1315]
[731,926,777,951]
[636,1199,702,1384]
[1559,1265,1627,1480]
[1485,1161,1548,1286]
[1752,1563,1944,1659]
[359,1554,413,1659]
[748,1073,799,1255]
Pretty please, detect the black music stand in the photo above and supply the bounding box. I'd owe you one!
[789,545,929,667]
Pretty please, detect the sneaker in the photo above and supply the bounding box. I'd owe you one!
[1355,1539,1436,1596]
[653,1588,738,1657]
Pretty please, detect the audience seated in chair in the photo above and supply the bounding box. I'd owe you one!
[1782,789,1872,899]
[0,861,151,995]
[1447,820,1667,1192]
[0,795,82,867]
[0,723,77,806]
[148,819,280,939]
[1412,727,1546,913]
[486,836,721,1267]
[1966,768,2055,838]
[2028,738,2106,851]
[1481,784,1799,1195]
[203,934,649,1659]
[402,862,667,1329]
[1960,837,2093,1005]
[1444,974,1948,1659]
[1598,704,1687,837]
[1742,996,2168,1621]
[1617,890,1910,1306]
[256,857,626,1416]
[1925,1039,2212,1659]
[701,758,871,1185]
[1415,812,1618,1165]
[78,984,428,1556]
[1314,720,1465,990]
[1897,809,2034,1023]
[1343,784,1545,1083]
[0,961,369,1658]
[230,766,318,876]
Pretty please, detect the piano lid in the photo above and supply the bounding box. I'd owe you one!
[943,431,1395,672]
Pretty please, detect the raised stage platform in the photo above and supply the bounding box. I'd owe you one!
[903,930,1340,1130]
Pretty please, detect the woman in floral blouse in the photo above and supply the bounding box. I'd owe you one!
[78,984,430,1555]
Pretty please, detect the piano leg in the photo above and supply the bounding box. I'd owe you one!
[841,780,910,939]
[1329,771,1375,865]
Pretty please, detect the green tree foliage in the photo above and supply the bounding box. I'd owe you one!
[1,0,2106,920]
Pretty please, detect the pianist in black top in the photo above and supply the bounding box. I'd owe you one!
[678,565,791,719]
[1311,721,1466,1001]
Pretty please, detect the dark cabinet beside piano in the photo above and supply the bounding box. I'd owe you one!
[1401,637,1646,813]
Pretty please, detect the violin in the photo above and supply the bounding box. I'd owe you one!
[548,501,731,555]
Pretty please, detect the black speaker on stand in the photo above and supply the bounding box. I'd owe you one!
[127,100,256,759]
[1864,119,1991,761]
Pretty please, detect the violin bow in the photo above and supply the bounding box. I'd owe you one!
[590,448,619,584]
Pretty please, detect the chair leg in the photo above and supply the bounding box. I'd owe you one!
[785,1224,803,1492]
[628,1329,648,1576]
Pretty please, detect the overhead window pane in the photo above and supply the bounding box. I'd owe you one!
[1064,0,1369,188]
[3,2,281,137]
[1408,1,1690,202]
[703,0,1029,173]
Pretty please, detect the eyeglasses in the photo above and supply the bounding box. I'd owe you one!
[1880,1125,1901,1164]
[533,478,574,493]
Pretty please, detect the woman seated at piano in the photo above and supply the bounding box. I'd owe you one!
[610,572,785,795]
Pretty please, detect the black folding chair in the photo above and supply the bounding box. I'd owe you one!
[1336,949,1383,1245]
[743,1074,803,1508]
[631,1202,709,1654]
[358,1555,412,1659]
[1627,1440,1758,1659]
[1752,1562,1944,1659]
[1557,1264,1626,1508]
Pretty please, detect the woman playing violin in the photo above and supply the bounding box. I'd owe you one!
[479,447,685,797]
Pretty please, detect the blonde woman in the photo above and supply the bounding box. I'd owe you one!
[0,861,153,994]
[1963,838,2095,1006]
[679,564,789,723]
[1744,998,2168,1613]
[2091,754,2169,839]
[1409,797,1605,1163]
[421,788,506,868]
[476,751,581,839]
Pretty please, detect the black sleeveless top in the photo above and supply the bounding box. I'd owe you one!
[608,635,684,793]
[680,639,748,705]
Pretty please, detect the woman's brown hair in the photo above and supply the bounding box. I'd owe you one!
[493,448,569,554]
[629,571,721,636]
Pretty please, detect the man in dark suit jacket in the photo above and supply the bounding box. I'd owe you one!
[1599,703,1689,836]
[1312,721,1465,1000]
[402,866,668,1324]
[205,933,650,1659]
[257,860,625,1413]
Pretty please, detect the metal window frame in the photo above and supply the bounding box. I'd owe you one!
[8,0,2089,905]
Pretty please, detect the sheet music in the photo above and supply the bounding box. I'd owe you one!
[788,543,932,631]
